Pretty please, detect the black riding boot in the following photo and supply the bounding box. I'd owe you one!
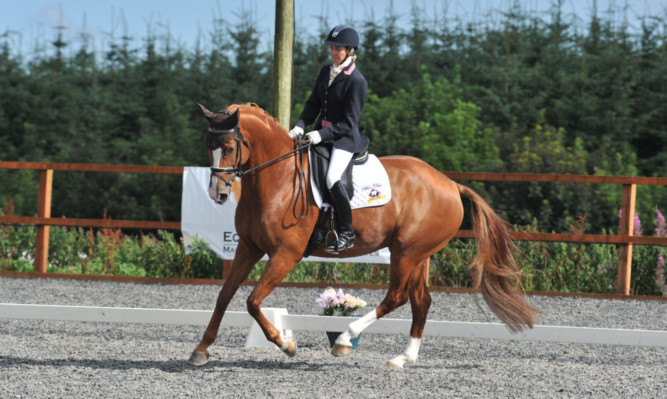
[324,181,355,254]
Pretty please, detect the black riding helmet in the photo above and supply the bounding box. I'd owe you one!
[323,24,359,49]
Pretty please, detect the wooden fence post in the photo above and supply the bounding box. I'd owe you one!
[616,183,636,295]
[34,169,54,273]
[272,0,294,129]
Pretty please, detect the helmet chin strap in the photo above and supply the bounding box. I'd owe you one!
[336,49,355,67]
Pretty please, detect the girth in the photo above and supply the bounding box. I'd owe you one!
[310,135,370,203]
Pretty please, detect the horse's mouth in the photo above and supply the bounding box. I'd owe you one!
[209,184,232,205]
[215,193,230,204]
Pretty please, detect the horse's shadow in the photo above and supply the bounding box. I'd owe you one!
[0,355,327,373]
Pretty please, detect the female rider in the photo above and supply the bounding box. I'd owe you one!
[288,24,368,253]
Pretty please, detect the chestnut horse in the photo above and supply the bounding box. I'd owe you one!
[190,103,538,369]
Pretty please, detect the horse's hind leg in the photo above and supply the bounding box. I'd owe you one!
[331,255,415,357]
[189,240,263,366]
[387,258,431,370]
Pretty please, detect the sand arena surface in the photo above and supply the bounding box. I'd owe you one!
[1,277,665,398]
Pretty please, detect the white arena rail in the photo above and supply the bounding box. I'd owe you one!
[1,303,665,348]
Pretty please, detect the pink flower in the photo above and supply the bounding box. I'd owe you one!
[316,287,366,316]
[597,263,613,274]
[655,208,666,237]
[316,288,338,310]
[634,214,643,236]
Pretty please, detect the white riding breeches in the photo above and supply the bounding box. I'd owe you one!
[326,146,354,189]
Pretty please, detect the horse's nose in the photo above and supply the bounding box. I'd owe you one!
[217,193,229,203]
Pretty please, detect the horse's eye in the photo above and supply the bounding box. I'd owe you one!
[224,146,235,155]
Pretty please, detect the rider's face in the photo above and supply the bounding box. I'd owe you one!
[329,45,349,65]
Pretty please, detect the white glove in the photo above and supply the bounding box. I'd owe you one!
[306,131,322,145]
[288,126,304,139]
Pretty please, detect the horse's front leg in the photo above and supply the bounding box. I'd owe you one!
[246,251,301,357]
[189,240,263,366]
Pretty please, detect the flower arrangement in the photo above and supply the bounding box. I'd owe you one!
[316,287,367,316]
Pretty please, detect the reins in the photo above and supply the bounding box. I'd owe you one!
[208,114,312,220]
[212,141,311,178]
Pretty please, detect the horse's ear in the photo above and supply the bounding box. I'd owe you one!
[197,103,216,120]
[228,107,240,125]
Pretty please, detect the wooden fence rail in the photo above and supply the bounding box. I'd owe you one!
[1,161,666,295]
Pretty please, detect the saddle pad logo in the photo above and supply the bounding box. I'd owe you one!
[367,188,385,203]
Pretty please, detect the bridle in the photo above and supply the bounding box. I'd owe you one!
[207,110,250,188]
[208,109,312,219]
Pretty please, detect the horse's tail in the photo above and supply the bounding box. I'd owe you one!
[456,183,539,332]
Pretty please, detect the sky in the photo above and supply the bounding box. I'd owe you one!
[1,0,664,57]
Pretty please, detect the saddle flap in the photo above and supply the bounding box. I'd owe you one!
[311,144,354,202]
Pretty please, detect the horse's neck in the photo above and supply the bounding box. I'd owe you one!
[242,126,299,199]
[246,128,293,172]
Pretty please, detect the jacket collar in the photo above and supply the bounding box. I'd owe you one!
[329,61,355,87]
[343,62,356,75]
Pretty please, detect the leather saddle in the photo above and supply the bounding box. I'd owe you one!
[309,135,370,203]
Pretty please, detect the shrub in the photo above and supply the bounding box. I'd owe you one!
[1,204,664,296]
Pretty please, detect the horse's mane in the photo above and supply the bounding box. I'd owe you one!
[227,103,285,133]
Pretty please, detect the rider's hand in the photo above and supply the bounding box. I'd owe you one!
[306,131,322,145]
[288,126,304,139]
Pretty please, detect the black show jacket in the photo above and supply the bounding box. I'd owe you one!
[295,61,368,153]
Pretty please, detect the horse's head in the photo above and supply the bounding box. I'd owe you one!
[198,103,249,205]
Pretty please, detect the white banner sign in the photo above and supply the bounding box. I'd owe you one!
[181,167,390,264]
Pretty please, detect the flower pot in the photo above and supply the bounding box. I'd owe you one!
[326,331,361,350]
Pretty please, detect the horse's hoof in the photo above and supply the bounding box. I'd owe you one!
[386,360,404,370]
[281,337,297,357]
[331,344,352,357]
[188,350,210,366]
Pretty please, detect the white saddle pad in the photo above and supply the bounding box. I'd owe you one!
[309,153,392,209]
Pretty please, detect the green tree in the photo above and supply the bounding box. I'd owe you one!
[363,69,501,172]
